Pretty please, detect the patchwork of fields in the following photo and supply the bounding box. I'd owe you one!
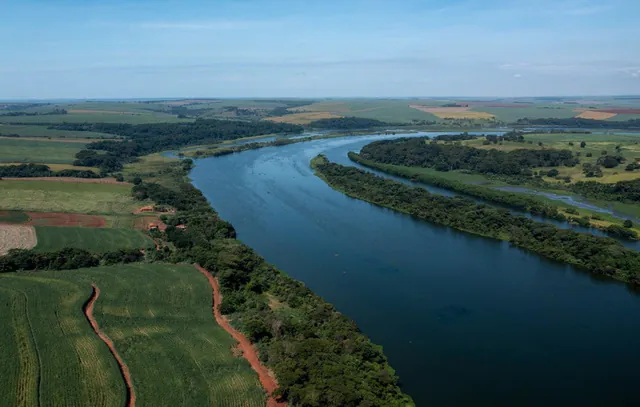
[0,138,87,164]
[0,263,266,406]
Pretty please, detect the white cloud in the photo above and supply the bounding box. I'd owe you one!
[513,73,522,78]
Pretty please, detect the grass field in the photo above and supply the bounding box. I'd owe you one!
[0,263,266,406]
[0,138,86,164]
[0,180,138,214]
[33,226,154,252]
[0,124,115,139]
[0,112,191,125]
[267,111,342,124]
[477,106,578,122]
[294,99,440,123]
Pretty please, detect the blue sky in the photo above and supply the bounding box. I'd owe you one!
[1,0,639,98]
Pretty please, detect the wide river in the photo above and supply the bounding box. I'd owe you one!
[190,133,640,407]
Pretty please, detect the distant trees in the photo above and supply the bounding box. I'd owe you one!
[514,117,640,129]
[0,163,99,178]
[359,137,579,176]
[307,117,390,129]
[581,141,587,148]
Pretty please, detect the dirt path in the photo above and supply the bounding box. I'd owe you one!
[194,265,286,407]
[84,284,136,407]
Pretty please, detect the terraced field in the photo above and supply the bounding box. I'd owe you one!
[0,263,266,407]
[33,226,154,252]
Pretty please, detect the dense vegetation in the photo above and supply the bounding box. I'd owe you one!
[349,152,566,220]
[62,119,303,171]
[359,137,578,176]
[570,179,640,203]
[313,156,640,284]
[0,108,67,117]
[514,117,640,129]
[0,163,99,178]
[308,117,391,129]
[0,248,143,272]
[128,165,413,406]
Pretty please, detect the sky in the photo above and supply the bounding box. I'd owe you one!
[1,0,640,98]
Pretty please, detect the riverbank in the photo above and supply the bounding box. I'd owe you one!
[311,155,640,284]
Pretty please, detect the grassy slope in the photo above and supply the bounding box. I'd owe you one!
[0,138,86,164]
[34,226,154,252]
[0,180,138,214]
[0,263,265,407]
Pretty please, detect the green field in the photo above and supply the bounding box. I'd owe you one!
[0,138,86,164]
[0,180,138,214]
[34,226,154,252]
[0,263,265,406]
[0,124,115,139]
[0,112,191,125]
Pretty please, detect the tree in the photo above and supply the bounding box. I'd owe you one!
[132,176,142,185]
[624,219,633,228]
[546,169,559,177]
[580,141,586,148]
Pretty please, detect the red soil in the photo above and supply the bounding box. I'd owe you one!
[194,264,286,407]
[594,108,640,114]
[1,177,130,184]
[26,212,107,227]
[84,284,136,407]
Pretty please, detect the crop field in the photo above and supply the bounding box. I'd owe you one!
[267,111,342,124]
[409,105,495,119]
[0,112,191,125]
[33,226,154,252]
[0,124,115,139]
[477,106,578,122]
[0,180,138,214]
[575,110,617,120]
[293,99,440,122]
[0,138,86,164]
[0,263,265,406]
[0,224,37,255]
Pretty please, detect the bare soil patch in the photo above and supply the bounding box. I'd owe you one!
[194,265,286,407]
[26,212,107,227]
[1,177,130,184]
[0,224,37,255]
[575,110,617,120]
[84,284,136,407]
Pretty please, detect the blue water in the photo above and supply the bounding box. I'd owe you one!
[190,133,640,407]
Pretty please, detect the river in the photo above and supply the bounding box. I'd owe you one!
[189,133,640,407]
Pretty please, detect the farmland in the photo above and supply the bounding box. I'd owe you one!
[267,111,342,124]
[0,112,190,125]
[0,225,37,255]
[0,138,86,164]
[0,263,266,406]
[0,124,115,139]
[0,180,138,214]
[33,226,154,252]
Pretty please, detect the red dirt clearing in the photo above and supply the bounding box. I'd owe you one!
[84,284,136,407]
[1,177,130,184]
[26,212,107,227]
[194,264,286,407]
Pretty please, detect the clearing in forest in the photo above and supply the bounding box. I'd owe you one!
[0,263,266,407]
[0,224,37,255]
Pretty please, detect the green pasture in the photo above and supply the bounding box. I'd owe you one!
[0,112,190,125]
[0,263,266,407]
[33,226,154,252]
[0,138,86,164]
[0,124,115,139]
[0,180,138,214]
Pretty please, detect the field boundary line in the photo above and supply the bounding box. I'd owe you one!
[83,283,136,407]
[194,264,286,407]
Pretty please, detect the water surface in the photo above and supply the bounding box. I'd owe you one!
[190,133,640,407]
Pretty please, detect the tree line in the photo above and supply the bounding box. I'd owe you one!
[0,248,144,272]
[313,155,640,284]
[64,119,303,172]
[0,163,100,178]
[308,117,392,129]
[359,137,578,176]
[514,117,640,129]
